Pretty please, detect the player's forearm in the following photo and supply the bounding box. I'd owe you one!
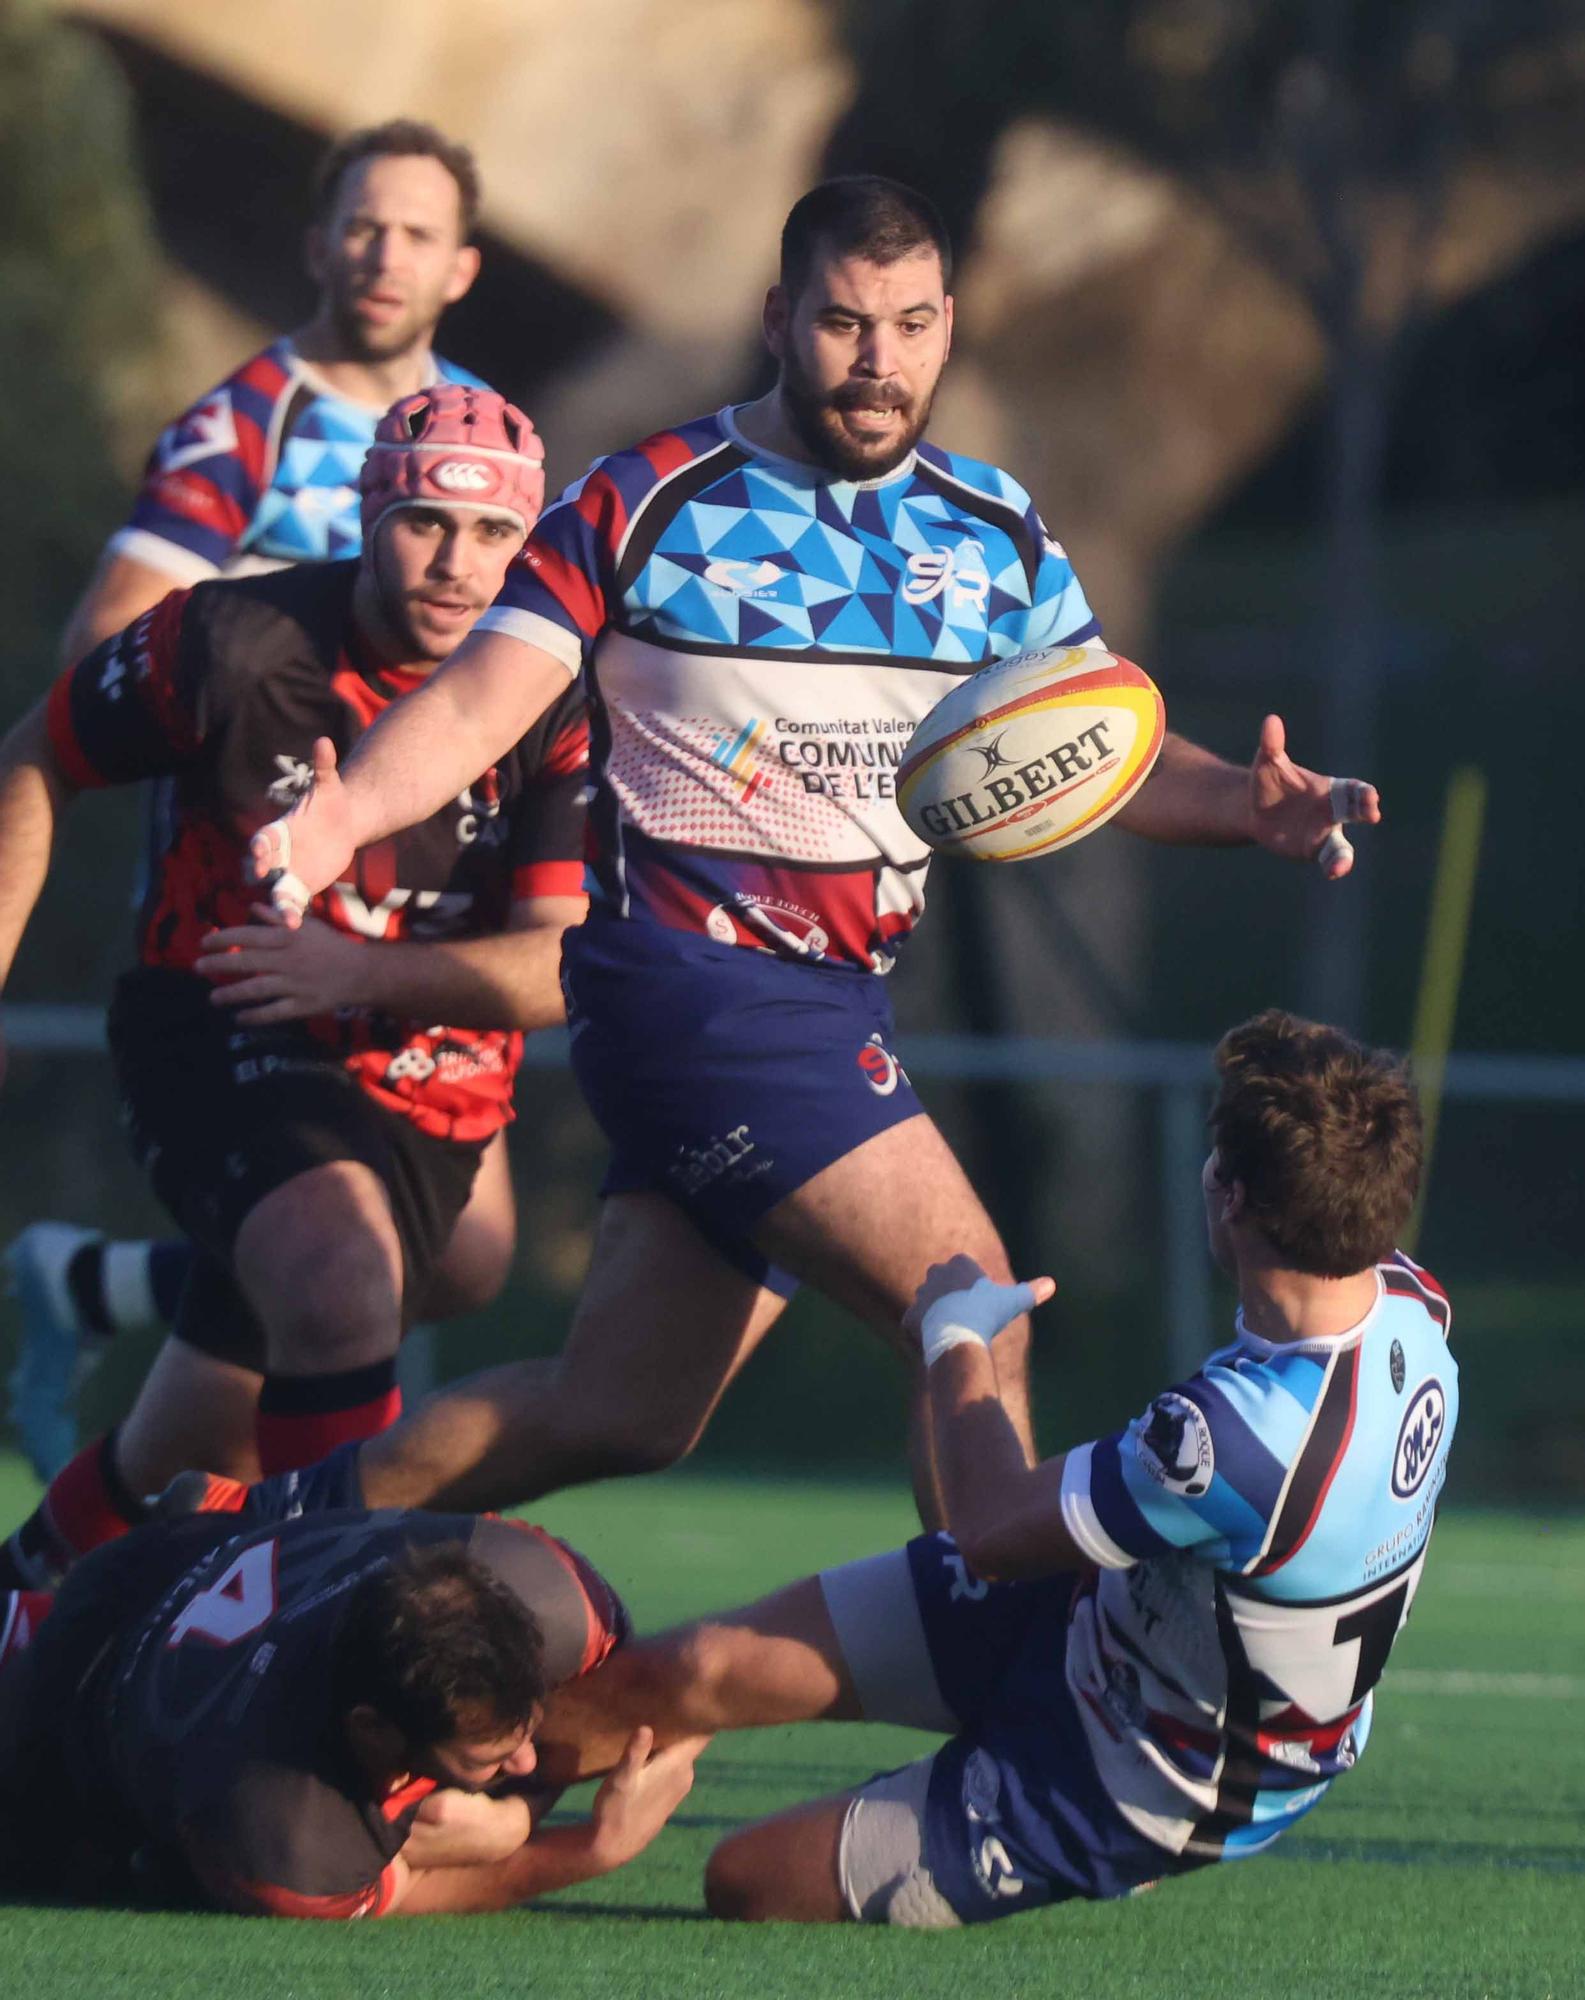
[403,1788,533,1868]
[930,1348,1075,1581]
[1115,731,1250,845]
[348,918,577,1031]
[0,705,77,987]
[392,1820,626,1914]
[338,634,570,850]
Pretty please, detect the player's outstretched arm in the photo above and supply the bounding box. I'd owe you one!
[193,893,587,1031]
[908,1255,1086,1583]
[1114,716,1379,877]
[0,703,81,1088]
[387,1728,708,1915]
[249,630,573,922]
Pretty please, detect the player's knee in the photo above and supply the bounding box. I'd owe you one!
[548,1377,706,1480]
[704,1831,768,1921]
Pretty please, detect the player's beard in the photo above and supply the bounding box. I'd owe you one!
[326,272,444,364]
[367,549,486,665]
[778,348,937,482]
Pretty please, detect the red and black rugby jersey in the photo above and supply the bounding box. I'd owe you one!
[46,563,588,1141]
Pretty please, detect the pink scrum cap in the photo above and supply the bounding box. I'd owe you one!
[358,384,546,542]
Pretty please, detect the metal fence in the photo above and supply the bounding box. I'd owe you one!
[10,1002,1585,1382]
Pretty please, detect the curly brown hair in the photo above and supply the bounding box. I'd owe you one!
[1209,1010,1422,1278]
[313,119,482,241]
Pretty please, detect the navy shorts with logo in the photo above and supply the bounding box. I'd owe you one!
[903,1532,1187,1918]
[561,916,923,1294]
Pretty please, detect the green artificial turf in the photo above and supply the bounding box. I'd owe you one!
[1,1454,1580,1998]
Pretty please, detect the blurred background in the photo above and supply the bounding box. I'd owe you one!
[3,0,1583,1498]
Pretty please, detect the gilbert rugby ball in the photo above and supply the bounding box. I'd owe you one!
[898,647,1166,862]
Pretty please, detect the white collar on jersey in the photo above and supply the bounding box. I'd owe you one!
[719,403,921,492]
[1231,1267,1386,1356]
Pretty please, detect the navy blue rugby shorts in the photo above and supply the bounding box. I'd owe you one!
[561,915,923,1294]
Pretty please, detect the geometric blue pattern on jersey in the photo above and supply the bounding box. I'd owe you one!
[1059,1253,1458,1865]
[477,406,1101,970]
[113,338,488,579]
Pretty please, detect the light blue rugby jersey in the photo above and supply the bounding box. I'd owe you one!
[1058,1252,1458,1863]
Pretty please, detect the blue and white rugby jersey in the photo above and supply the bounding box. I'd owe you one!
[1058,1253,1457,1863]
[477,407,1100,971]
[109,340,488,585]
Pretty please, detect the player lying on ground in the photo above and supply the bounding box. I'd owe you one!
[0,1499,703,1915]
[241,176,1383,1537]
[530,1011,1458,1927]
[0,388,587,1593]
[7,116,503,1484]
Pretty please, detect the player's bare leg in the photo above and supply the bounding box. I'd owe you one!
[705,1796,854,1921]
[232,1160,405,1374]
[356,1193,786,1512]
[112,1340,263,1491]
[415,1128,516,1318]
[754,1112,1034,1521]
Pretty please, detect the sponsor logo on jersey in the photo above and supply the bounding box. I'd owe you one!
[709,897,829,960]
[703,556,785,596]
[1137,1392,1215,1497]
[903,539,990,610]
[431,457,497,494]
[856,1031,906,1097]
[1392,1379,1446,1498]
[158,390,239,475]
[708,717,770,801]
[266,752,314,807]
[1389,1338,1406,1393]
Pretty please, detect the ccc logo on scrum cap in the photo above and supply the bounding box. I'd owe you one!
[431,458,496,493]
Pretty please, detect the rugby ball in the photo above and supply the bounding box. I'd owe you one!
[898,647,1166,862]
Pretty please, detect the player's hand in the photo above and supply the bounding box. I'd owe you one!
[904,1254,1055,1369]
[586,1726,708,1872]
[195,905,369,1023]
[1249,714,1380,879]
[246,737,358,927]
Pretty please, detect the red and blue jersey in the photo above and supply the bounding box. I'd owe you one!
[109,339,487,584]
[1056,1254,1457,1864]
[476,407,1100,972]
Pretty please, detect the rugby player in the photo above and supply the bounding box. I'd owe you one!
[0,387,586,1593]
[532,1011,1458,1927]
[245,176,1383,1523]
[0,1503,702,1915]
[7,117,496,1479]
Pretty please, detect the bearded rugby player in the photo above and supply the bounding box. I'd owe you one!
[0,389,586,1594]
[243,176,1381,1529]
[7,119,510,1483]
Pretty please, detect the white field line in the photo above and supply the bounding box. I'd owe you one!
[1388,1668,1584,1699]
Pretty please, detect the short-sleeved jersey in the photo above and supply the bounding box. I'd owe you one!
[46,562,588,1142]
[1056,1254,1457,1863]
[109,340,488,584]
[95,1510,621,1918]
[475,407,1100,972]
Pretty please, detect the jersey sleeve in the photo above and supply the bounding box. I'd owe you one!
[108,378,268,582]
[507,685,590,903]
[1018,511,1103,653]
[474,440,679,676]
[178,1760,408,1920]
[1059,1360,1292,1571]
[45,590,203,788]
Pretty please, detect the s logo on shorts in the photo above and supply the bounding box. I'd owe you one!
[857,1032,905,1096]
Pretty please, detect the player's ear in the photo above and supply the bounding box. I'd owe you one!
[445,242,482,306]
[942,292,954,364]
[1220,1177,1248,1224]
[763,284,790,360]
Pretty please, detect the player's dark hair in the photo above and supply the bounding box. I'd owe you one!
[780,175,953,302]
[332,1545,545,1749]
[313,119,482,240]
[1209,1010,1422,1278]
